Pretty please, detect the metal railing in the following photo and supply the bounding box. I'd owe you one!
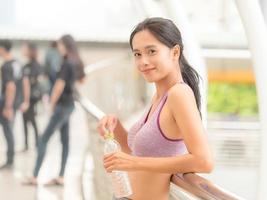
[77,56,244,200]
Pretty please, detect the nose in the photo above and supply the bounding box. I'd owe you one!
[139,55,149,67]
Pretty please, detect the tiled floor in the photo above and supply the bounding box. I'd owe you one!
[0,103,94,200]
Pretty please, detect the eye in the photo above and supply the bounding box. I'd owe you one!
[134,52,141,57]
[148,49,156,55]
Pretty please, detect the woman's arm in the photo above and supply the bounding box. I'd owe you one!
[50,79,65,107]
[147,84,214,173]
[114,120,131,154]
[136,153,213,174]
[3,81,16,120]
[104,84,213,173]
[104,151,213,173]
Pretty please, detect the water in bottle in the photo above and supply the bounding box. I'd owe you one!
[104,131,132,198]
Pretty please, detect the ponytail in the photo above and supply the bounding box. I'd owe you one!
[180,53,202,116]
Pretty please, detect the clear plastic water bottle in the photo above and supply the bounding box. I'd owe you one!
[104,131,132,198]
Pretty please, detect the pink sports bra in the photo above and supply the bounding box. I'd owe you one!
[128,91,188,157]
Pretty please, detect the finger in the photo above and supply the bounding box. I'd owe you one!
[103,153,115,162]
[100,116,108,127]
[107,116,116,132]
[106,116,112,131]
[96,125,105,137]
[106,166,114,173]
[105,160,127,172]
[104,154,123,168]
[106,165,114,173]
[103,156,119,172]
[97,117,108,136]
[105,159,123,172]
[103,159,116,170]
[111,117,117,131]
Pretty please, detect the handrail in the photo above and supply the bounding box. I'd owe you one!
[77,57,244,200]
[84,55,129,75]
[78,96,105,120]
[171,174,243,200]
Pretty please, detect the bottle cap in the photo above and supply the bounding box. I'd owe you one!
[104,129,114,140]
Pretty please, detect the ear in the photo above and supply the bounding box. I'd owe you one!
[172,45,180,60]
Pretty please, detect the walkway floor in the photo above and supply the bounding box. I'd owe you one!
[0,103,94,200]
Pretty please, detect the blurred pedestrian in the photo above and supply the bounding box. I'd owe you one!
[21,41,43,151]
[23,34,85,186]
[0,39,30,169]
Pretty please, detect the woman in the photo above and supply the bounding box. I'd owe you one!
[24,34,85,186]
[21,42,42,151]
[97,17,214,200]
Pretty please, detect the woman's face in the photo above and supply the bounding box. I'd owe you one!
[131,30,179,83]
[57,41,67,56]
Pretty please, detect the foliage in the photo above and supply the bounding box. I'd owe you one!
[208,83,258,116]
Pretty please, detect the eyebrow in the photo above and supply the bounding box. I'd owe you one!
[133,45,157,52]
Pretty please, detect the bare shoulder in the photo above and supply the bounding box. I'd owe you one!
[167,83,199,119]
[168,83,195,105]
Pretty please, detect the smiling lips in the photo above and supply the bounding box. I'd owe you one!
[141,68,156,74]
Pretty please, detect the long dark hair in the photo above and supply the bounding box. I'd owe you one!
[59,34,85,81]
[129,17,201,114]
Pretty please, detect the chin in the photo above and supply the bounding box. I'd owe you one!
[144,77,159,83]
[142,71,164,83]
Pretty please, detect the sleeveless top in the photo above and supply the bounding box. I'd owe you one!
[128,90,188,157]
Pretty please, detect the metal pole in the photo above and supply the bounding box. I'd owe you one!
[259,0,267,24]
[235,1,267,199]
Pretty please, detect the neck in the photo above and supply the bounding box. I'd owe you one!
[154,69,183,100]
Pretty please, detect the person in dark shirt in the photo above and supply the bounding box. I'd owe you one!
[23,35,85,186]
[21,42,43,151]
[0,39,30,169]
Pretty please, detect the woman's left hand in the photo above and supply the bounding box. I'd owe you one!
[103,151,140,173]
